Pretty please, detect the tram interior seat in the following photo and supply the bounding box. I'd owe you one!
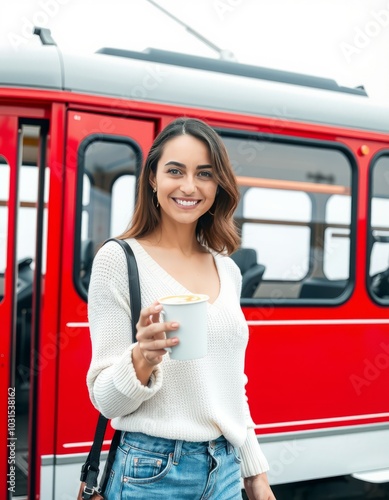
[371,267,389,298]
[299,278,348,299]
[230,248,266,298]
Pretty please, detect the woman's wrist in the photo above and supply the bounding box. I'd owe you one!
[244,472,269,485]
[132,343,155,386]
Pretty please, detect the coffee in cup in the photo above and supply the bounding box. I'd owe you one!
[159,294,209,361]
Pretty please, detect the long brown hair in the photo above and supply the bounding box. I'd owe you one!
[119,117,240,254]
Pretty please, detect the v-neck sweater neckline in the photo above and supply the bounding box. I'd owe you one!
[130,238,223,307]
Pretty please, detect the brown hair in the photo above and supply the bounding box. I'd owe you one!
[119,117,240,254]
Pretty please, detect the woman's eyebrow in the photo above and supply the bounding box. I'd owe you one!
[164,160,213,169]
[164,160,185,167]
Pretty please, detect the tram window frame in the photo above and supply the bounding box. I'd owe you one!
[367,151,389,305]
[217,129,357,306]
[74,135,142,301]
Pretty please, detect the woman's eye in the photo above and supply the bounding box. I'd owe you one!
[198,171,212,178]
[167,168,181,175]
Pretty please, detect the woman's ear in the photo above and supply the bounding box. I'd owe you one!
[149,172,156,191]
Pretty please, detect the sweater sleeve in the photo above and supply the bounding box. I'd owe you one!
[86,241,162,419]
[239,409,270,477]
[239,375,270,477]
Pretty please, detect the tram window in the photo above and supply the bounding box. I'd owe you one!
[77,139,139,295]
[369,155,389,303]
[0,157,10,302]
[223,135,353,302]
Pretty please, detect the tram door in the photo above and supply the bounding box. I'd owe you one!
[0,112,58,499]
[50,112,155,498]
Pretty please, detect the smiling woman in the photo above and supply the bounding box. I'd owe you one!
[86,117,276,500]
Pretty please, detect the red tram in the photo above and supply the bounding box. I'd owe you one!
[1,29,389,499]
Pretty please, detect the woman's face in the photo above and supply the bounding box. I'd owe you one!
[151,134,218,227]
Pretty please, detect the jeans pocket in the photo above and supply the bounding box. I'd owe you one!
[124,447,173,484]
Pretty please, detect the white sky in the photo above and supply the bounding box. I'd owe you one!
[1,0,389,103]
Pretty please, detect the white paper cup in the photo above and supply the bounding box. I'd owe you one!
[159,294,209,361]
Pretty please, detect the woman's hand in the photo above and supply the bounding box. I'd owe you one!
[244,473,276,500]
[132,302,179,384]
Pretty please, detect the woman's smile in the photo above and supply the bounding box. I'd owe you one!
[172,197,202,208]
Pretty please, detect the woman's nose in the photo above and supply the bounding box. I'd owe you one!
[180,177,196,195]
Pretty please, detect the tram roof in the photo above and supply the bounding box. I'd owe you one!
[0,44,388,134]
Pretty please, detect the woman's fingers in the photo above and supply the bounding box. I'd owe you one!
[149,303,164,324]
[138,334,178,366]
[137,317,179,342]
[138,302,162,327]
[136,302,179,364]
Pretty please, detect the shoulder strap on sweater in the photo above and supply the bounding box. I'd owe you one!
[80,238,140,499]
[103,238,140,343]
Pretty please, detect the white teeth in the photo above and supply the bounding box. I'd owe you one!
[176,199,198,206]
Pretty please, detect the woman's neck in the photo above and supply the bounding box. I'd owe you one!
[140,222,203,256]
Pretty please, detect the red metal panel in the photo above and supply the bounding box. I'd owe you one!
[245,318,389,434]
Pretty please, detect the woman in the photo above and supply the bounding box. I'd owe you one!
[87,117,276,499]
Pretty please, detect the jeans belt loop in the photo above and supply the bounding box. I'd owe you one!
[172,440,183,466]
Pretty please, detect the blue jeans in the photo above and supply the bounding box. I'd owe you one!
[105,431,242,499]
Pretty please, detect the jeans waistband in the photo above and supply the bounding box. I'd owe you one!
[120,432,232,465]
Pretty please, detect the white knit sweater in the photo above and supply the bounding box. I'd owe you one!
[87,238,269,478]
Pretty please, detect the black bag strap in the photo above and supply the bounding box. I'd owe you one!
[80,238,141,499]
[110,238,141,335]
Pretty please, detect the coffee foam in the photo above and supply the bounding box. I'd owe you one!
[159,294,209,305]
